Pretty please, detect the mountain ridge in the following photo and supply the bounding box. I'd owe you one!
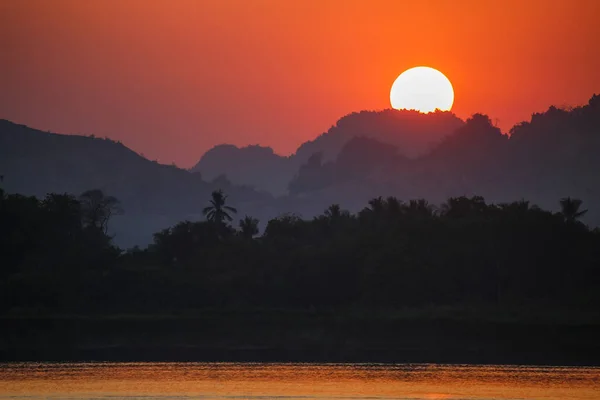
[0,119,273,247]
[2,95,600,247]
[191,109,464,194]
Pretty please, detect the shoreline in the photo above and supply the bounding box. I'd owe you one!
[2,313,599,366]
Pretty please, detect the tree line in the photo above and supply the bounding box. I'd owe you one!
[1,186,598,314]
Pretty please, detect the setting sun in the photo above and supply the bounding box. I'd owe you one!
[390,67,454,113]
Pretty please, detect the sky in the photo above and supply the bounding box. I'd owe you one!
[2,0,600,167]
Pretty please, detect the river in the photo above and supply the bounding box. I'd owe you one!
[1,362,598,399]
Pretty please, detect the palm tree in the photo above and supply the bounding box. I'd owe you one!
[239,216,259,239]
[203,190,237,225]
[559,197,587,222]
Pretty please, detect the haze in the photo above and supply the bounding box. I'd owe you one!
[1,0,600,167]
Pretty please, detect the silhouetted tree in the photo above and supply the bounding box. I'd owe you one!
[404,199,435,218]
[41,193,82,239]
[151,220,221,265]
[324,204,351,221]
[385,196,403,216]
[318,204,351,232]
[79,189,122,234]
[202,190,237,225]
[239,216,259,238]
[264,213,305,240]
[2,186,600,315]
[498,199,538,214]
[367,196,386,214]
[441,196,488,218]
[560,197,588,222]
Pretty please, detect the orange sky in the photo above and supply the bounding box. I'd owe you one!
[1,0,600,167]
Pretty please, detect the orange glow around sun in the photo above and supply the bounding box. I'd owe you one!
[390,67,454,113]
[1,1,600,166]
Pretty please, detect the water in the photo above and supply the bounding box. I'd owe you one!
[0,362,598,399]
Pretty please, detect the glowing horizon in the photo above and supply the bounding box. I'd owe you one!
[1,0,599,167]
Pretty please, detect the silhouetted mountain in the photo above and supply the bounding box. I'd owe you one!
[190,144,294,195]
[282,95,600,227]
[289,136,408,194]
[295,109,464,162]
[0,120,272,247]
[414,113,509,199]
[505,99,600,207]
[192,109,464,194]
[3,95,600,247]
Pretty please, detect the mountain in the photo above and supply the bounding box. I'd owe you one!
[294,109,464,162]
[288,136,409,195]
[3,95,600,247]
[190,144,295,195]
[191,109,464,194]
[282,95,600,226]
[0,120,272,247]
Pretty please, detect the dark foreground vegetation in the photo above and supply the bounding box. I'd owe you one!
[1,186,599,364]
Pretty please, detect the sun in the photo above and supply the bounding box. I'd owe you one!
[390,66,454,113]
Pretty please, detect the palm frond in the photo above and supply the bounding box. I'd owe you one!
[206,210,216,221]
[575,209,588,218]
[223,212,233,221]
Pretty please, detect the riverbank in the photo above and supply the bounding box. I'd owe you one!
[2,309,599,365]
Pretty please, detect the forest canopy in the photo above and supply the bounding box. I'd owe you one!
[1,187,598,315]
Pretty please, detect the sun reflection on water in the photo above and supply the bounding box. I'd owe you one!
[0,362,598,400]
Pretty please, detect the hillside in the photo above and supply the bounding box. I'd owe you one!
[191,144,294,195]
[191,109,464,194]
[273,96,600,226]
[3,95,600,247]
[0,120,272,247]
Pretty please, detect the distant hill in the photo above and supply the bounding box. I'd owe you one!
[3,95,600,247]
[191,109,464,194]
[288,136,409,195]
[294,109,464,162]
[281,95,600,226]
[0,120,272,247]
[191,144,294,195]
